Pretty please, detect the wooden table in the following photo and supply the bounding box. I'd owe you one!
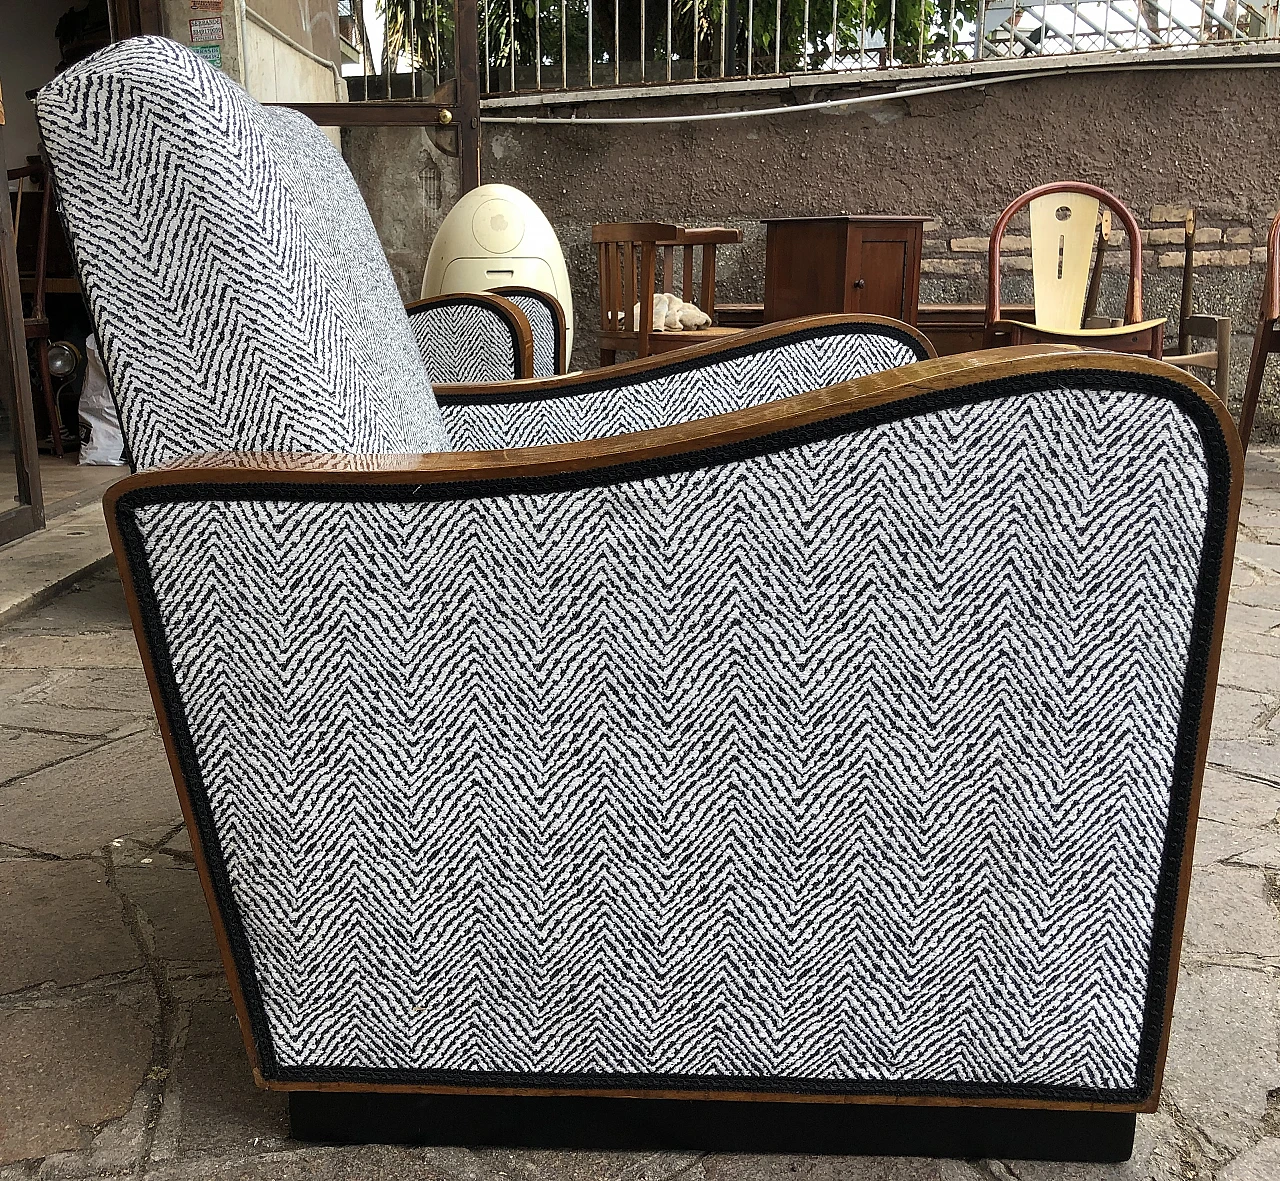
[763,216,928,326]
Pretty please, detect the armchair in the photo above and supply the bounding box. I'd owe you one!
[41,37,1242,1163]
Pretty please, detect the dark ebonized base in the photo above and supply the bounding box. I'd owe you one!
[289,1092,1136,1161]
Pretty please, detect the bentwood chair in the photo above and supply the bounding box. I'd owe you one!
[986,182,1166,358]
[41,37,1241,1163]
[1240,210,1280,453]
[595,222,743,365]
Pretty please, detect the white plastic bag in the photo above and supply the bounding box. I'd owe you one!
[78,335,126,466]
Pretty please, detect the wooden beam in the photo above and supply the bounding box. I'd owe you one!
[274,102,456,127]
[454,0,482,192]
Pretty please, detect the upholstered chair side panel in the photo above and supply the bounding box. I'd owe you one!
[112,371,1228,1106]
[492,289,564,376]
[406,299,527,384]
[35,37,446,469]
[438,322,929,450]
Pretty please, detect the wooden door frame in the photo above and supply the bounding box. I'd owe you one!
[106,0,165,40]
[0,97,46,545]
[278,0,482,193]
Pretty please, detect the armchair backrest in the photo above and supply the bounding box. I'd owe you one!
[36,37,447,471]
[988,182,1145,333]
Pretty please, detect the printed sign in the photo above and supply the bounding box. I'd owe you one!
[191,44,223,69]
[189,16,224,43]
[190,0,223,10]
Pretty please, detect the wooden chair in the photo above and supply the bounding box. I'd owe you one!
[9,161,63,457]
[1240,210,1280,453]
[986,182,1166,359]
[1162,210,1231,400]
[595,223,743,365]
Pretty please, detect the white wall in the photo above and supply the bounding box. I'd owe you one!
[242,18,338,104]
[0,0,67,171]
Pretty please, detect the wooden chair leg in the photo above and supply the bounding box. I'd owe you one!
[35,336,64,459]
[1148,326,1163,361]
[1239,319,1274,455]
[1214,318,1231,402]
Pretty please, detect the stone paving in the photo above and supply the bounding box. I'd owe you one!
[2,452,1279,1181]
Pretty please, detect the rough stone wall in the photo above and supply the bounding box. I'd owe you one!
[347,63,1280,438]
[342,127,461,300]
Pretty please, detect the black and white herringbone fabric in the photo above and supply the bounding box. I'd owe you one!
[496,290,561,376]
[406,300,522,384]
[440,325,926,450]
[125,379,1210,1095]
[36,37,447,470]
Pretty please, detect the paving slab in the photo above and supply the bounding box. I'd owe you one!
[0,730,96,788]
[0,859,140,994]
[15,667,156,715]
[1217,1137,1280,1180]
[0,729,181,858]
[1161,964,1280,1157]
[1181,864,1280,956]
[114,865,222,966]
[0,632,144,671]
[0,504,114,629]
[142,1146,701,1181]
[699,1156,982,1181]
[1198,767,1280,829]
[0,1003,153,1167]
[148,999,288,1164]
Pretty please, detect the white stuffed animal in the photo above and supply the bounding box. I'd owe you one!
[632,292,713,332]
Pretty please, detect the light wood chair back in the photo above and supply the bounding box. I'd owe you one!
[989,182,1145,331]
[1028,190,1100,333]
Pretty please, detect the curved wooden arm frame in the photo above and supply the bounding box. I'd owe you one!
[106,346,1241,1114]
[987,182,1146,330]
[404,291,535,380]
[489,284,568,375]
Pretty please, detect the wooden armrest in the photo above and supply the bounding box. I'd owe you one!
[662,227,745,245]
[118,346,1132,498]
[592,222,680,244]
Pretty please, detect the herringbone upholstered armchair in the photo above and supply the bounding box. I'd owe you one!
[40,37,1242,1162]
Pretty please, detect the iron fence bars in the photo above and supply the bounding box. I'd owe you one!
[331,0,1279,97]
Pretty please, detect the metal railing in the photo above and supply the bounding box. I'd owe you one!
[473,0,1280,95]
[337,0,1279,99]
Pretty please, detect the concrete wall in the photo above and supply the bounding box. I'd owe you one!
[348,59,1280,439]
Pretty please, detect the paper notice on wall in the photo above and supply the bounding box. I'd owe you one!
[190,0,223,9]
[191,44,223,69]
[189,16,224,43]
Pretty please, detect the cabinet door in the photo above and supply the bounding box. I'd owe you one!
[853,233,911,321]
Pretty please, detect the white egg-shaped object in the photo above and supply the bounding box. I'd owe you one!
[422,184,574,357]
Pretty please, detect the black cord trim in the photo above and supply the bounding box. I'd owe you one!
[407,294,532,381]
[433,321,930,406]
[114,367,1232,1102]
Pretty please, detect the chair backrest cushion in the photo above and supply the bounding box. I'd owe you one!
[36,37,448,470]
